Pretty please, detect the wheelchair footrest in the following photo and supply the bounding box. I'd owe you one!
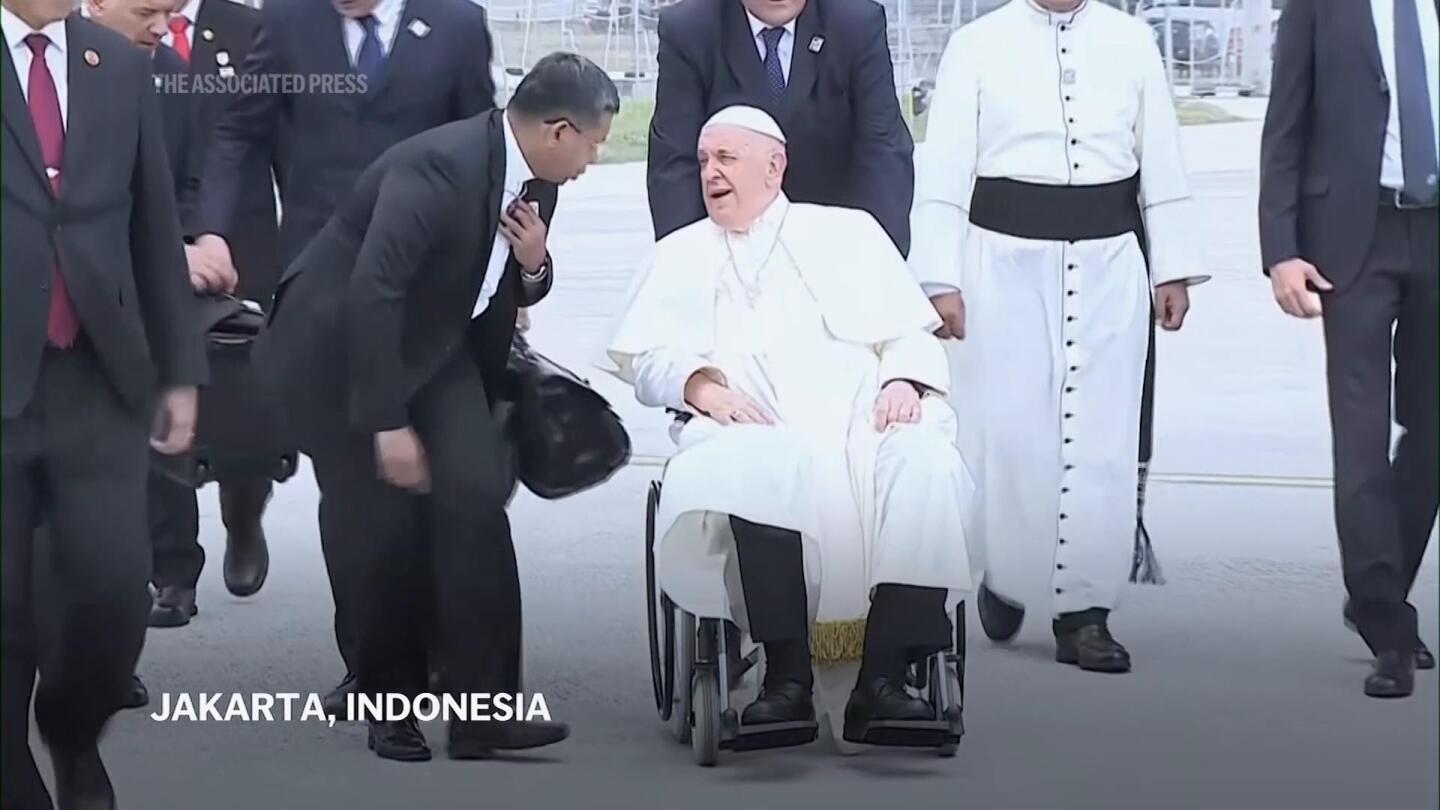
[721,719,820,752]
[845,716,961,749]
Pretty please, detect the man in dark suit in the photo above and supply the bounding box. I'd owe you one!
[253,52,616,761]
[646,0,914,255]
[143,0,285,630]
[82,0,206,714]
[1260,0,1439,699]
[191,0,499,707]
[1,1,206,806]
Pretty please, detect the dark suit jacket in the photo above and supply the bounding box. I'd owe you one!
[1,17,206,421]
[154,44,192,193]
[1258,0,1424,290]
[646,0,914,255]
[196,0,497,273]
[254,110,554,446]
[173,0,282,301]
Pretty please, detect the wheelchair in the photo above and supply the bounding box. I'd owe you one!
[644,475,969,766]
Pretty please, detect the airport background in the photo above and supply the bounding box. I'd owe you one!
[42,0,1434,806]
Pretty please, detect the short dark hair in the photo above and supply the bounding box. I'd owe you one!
[508,52,621,130]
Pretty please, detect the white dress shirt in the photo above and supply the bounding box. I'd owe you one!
[2,5,68,129]
[1369,0,1440,190]
[910,0,1201,292]
[345,0,405,65]
[161,0,202,52]
[746,10,794,83]
[473,110,537,319]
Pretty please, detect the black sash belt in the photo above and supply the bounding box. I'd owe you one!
[968,174,1143,242]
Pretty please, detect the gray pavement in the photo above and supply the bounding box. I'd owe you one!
[60,121,1439,809]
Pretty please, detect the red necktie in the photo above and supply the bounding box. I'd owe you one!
[25,34,79,349]
[168,16,191,64]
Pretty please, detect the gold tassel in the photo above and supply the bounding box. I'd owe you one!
[810,618,868,665]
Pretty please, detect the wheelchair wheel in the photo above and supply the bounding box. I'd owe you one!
[691,667,720,766]
[646,481,667,719]
[671,610,696,744]
[938,666,964,758]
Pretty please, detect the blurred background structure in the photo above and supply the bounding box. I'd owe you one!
[461,0,1285,104]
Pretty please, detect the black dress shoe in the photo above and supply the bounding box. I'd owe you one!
[740,680,814,725]
[122,675,150,709]
[1416,641,1435,671]
[842,677,934,741]
[1365,650,1416,698]
[147,586,197,629]
[366,718,431,761]
[322,674,355,717]
[51,744,115,810]
[1055,623,1132,673]
[447,719,570,759]
[1341,599,1433,670]
[977,581,1024,642]
[220,484,271,598]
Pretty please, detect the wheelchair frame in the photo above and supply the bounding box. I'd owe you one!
[644,478,968,766]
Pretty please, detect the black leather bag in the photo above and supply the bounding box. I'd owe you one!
[497,334,631,500]
[152,294,299,488]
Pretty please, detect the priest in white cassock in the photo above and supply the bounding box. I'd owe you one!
[607,105,977,744]
[909,0,1209,673]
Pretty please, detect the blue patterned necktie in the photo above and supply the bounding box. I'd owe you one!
[1394,0,1438,203]
[761,27,786,98]
[356,15,385,91]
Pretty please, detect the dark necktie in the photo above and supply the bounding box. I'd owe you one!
[356,15,384,90]
[761,27,786,98]
[25,34,79,349]
[1395,0,1438,203]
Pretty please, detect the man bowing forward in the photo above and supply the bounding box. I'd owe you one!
[253,52,616,762]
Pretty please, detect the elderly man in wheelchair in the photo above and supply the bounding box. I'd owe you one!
[607,107,977,759]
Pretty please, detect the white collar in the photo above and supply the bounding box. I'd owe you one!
[723,191,790,246]
[745,9,795,39]
[1,5,67,54]
[501,109,536,193]
[175,0,202,25]
[1022,0,1088,27]
[370,0,403,26]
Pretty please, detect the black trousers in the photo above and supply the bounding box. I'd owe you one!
[1323,204,1438,655]
[148,469,273,591]
[729,517,952,683]
[1,344,152,808]
[307,345,519,700]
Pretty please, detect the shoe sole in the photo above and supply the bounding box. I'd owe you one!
[367,738,432,761]
[147,604,198,629]
[1055,649,1131,673]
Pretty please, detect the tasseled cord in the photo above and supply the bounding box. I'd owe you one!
[1130,462,1165,585]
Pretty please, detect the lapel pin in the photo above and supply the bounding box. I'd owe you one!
[84,49,99,66]
[408,19,430,38]
[216,50,230,67]
[201,28,215,42]
[808,36,824,53]
[218,65,236,77]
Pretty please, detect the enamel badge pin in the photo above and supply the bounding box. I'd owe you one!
[808,36,824,53]
[216,50,230,67]
[201,28,215,42]
[84,49,99,67]
[408,19,431,38]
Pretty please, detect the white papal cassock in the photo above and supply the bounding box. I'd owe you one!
[909,0,1208,619]
[606,194,977,739]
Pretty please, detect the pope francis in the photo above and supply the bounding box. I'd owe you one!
[607,106,977,744]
